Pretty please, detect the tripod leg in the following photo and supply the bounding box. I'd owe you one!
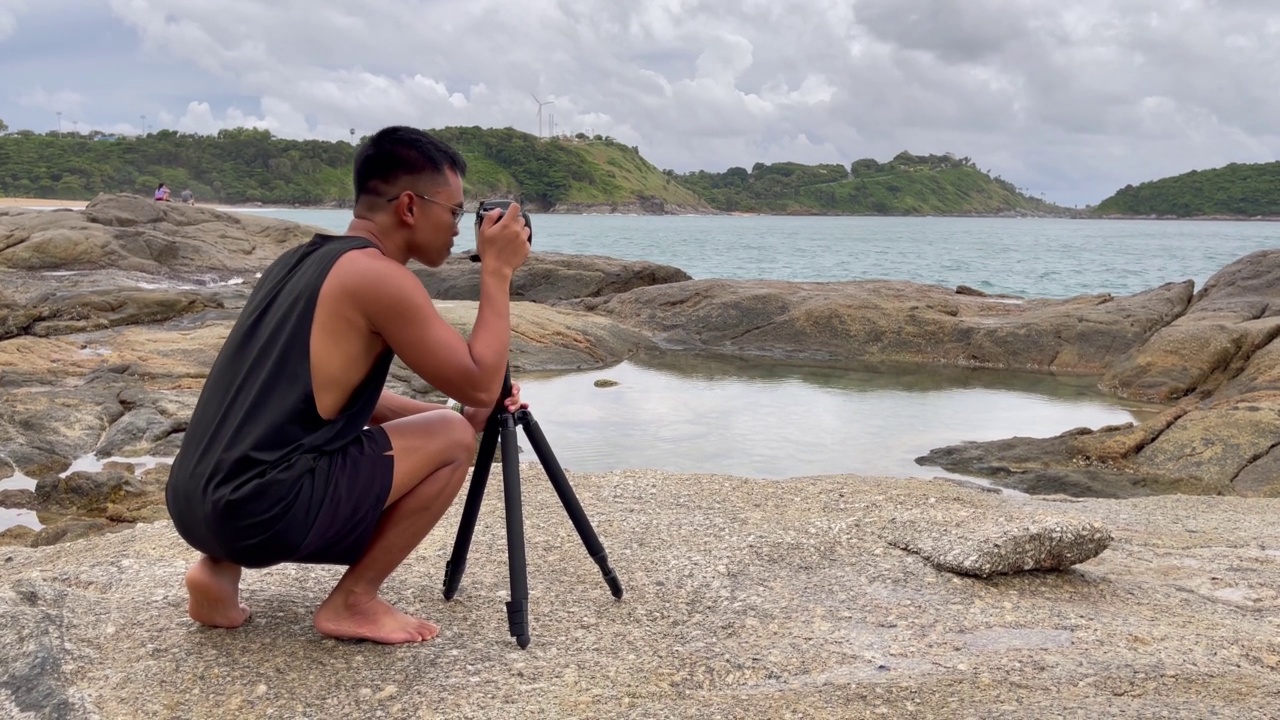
[517,410,624,600]
[441,422,499,600]
[500,415,531,649]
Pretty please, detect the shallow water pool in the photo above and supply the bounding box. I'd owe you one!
[0,354,1160,532]
[506,353,1159,482]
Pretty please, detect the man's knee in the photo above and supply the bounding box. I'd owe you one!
[440,411,478,464]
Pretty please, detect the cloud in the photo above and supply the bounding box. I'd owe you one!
[0,0,30,41]
[0,0,1276,206]
[17,86,85,117]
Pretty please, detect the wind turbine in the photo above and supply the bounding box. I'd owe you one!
[532,93,554,138]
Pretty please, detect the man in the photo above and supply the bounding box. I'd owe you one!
[165,126,531,645]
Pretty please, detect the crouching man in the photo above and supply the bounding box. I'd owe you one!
[165,126,531,645]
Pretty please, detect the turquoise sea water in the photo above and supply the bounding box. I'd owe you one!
[242,209,1278,298]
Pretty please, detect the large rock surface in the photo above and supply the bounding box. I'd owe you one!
[0,193,324,274]
[571,278,1192,373]
[2,471,1277,718]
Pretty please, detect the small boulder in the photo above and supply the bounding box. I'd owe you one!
[883,505,1113,577]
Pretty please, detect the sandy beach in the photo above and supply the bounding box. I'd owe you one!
[0,197,89,209]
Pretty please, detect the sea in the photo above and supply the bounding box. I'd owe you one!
[3,212,1277,530]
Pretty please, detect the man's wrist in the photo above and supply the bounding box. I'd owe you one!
[480,264,514,283]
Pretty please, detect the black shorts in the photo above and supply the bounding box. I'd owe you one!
[170,425,396,569]
[289,425,396,566]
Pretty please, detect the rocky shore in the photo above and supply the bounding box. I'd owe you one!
[2,194,1279,717]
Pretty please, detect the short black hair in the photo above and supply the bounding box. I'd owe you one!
[353,126,467,200]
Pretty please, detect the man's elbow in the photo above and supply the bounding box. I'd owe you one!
[462,386,501,411]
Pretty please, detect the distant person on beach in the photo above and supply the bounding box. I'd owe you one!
[180,188,194,205]
[165,125,532,645]
[154,183,170,202]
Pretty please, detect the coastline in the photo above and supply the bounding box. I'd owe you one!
[3,196,1277,221]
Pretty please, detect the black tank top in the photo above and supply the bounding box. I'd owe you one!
[166,234,394,562]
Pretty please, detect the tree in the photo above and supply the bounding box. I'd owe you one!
[0,118,8,134]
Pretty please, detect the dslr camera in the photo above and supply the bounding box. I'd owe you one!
[469,199,532,263]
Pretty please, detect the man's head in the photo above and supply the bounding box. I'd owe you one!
[352,126,468,267]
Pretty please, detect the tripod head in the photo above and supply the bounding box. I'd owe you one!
[468,199,533,263]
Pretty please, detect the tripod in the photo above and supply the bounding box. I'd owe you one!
[440,365,624,648]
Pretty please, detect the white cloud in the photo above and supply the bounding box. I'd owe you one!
[0,0,1276,206]
[0,0,26,41]
[17,86,85,116]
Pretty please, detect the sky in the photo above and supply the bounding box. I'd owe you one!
[0,0,1277,207]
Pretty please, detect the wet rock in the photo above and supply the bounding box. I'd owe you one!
[0,489,38,510]
[883,506,1113,577]
[415,251,691,304]
[915,422,1224,498]
[34,463,165,518]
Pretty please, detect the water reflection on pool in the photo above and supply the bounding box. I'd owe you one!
[509,352,1161,482]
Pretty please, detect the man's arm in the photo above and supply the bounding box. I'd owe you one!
[353,256,513,409]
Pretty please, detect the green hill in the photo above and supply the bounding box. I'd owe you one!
[0,121,1061,216]
[0,125,705,212]
[1094,161,1280,218]
[675,152,1068,216]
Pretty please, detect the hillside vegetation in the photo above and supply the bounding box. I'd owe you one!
[1094,161,1280,218]
[0,120,1060,215]
[677,152,1065,216]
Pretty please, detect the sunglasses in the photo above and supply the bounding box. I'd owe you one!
[388,192,465,226]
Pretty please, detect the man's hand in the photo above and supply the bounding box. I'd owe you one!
[475,203,531,276]
[461,382,529,434]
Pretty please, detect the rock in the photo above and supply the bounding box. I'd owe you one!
[573,278,1192,373]
[1102,249,1280,403]
[0,193,324,274]
[31,518,131,548]
[915,421,1223,498]
[0,371,132,478]
[34,463,166,518]
[1132,398,1280,497]
[0,489,37,510]
[594,378,620,388]
[883,506,1113,577]
[1,281,225,340]
[0,471,1276,716]
[413,251,692,303]
[0,526,36,548]
[0,580,95,718]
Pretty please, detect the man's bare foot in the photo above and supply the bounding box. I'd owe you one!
[185,556,251,629]
[313,591,440,644]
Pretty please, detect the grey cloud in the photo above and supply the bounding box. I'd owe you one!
[0,0,1275,207]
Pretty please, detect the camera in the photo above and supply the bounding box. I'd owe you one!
[468,199,532,263]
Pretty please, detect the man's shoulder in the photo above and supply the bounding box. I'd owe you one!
[329,247,422,304]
